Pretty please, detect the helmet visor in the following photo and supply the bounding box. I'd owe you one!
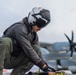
[36,18,49,28]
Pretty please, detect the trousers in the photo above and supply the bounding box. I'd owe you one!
[0,37,35,75]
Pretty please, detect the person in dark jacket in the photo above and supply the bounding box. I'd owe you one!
[0,7,55,75]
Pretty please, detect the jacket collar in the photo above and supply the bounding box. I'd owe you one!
[23,17,33,33]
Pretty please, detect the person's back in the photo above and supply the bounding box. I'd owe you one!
[3,20,28,57]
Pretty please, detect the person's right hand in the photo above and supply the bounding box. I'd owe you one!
[42,64,56,72]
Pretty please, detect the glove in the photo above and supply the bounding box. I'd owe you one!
[42,64,56,72]
[37,60,56,72]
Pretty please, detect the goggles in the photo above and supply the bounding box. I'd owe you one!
[36,18,49,28]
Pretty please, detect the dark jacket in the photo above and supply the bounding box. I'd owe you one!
[3,17,45,68]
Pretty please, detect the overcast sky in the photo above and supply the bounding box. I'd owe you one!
[0,0,76,43]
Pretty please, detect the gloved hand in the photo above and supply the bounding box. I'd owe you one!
[37,60,56,72]
[42,64,56,72]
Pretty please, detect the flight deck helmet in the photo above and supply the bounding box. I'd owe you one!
[28,7,51,28]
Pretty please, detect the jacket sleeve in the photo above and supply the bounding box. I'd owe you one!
[31,33,44,60]
[13,25,45,68]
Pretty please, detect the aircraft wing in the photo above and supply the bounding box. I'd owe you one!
[40,42,53,52]
[42,52,76,60]
[40,42,69,53]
